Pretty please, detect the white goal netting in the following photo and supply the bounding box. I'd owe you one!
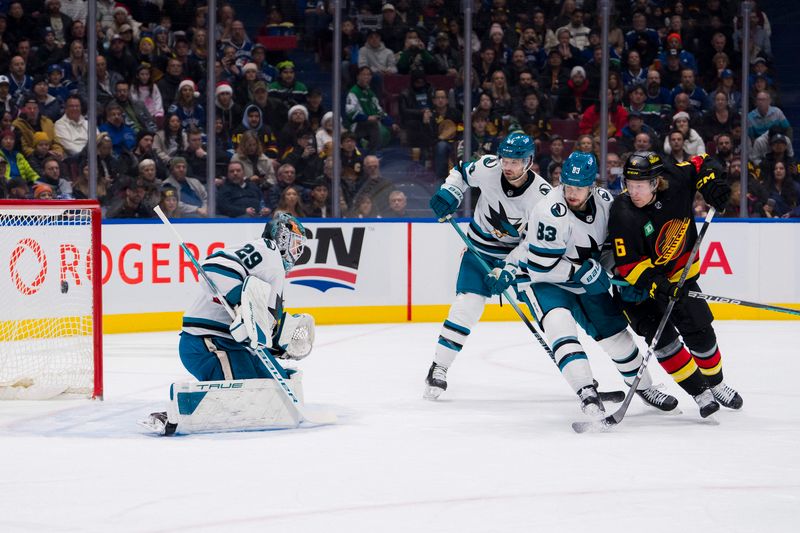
[0,204,100,399]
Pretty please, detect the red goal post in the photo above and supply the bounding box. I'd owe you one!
[0,200,103,399]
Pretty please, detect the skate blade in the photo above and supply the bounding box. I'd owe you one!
[423,385,444,401]
[137,417,167,435]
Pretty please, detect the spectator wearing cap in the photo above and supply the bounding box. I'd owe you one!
[268,61,309,107]
[249,44,278,84]
[163,156,208,217]
[34,26,66,69]
[167,80,206,131]
[130,64,164,128]
[550,27,584,70]
[379,4,408,55]
[157,187,180,219]
[13,96,65,159]
[700,91,741,141]
[134,158,163,210]
[665,111,705,157]
[251,82,288,134]
[46,64,74,104]
[108,5,141,42]
[26,131,62,178]
[484,24,512,66]
[556,7,591,51]
[359,30,398,86]
[1,129,40,183]
[104,31,137,82]
[30,76,63,122]
[556,65,593,120]
[306,179,332,218]
[279,104,313,154]
[119,130,165,180]
[710,69,742,110]
[346,66,399,152]
[430,31,461,77]
[217,160,266,218]
[669,68,710,114]
[658,33,697,73]
[136,35,158,67]
[99,102,136,156]
[106,178,154,218]
[280,130,322,188]
[748,91,791,140]
[7,56,33,103]
[54,95,94,157]
[748,57,774,90]
[661,49,684,90]
[579,87,628,138]
[36,155,73,198]
[757,130,797,176]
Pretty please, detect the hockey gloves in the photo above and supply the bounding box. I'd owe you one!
[696,159,731,211]
[486,264,517,295]
[571,259,610,295]
[648,277,689,303]
[430,184,463,221]
[229,308,250,344]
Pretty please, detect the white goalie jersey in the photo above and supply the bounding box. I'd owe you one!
[182,239,286,338]
[508,186,615,293]
[445,155,552,259]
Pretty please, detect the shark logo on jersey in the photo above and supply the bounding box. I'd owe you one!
[598,189,611,202]
[571,235,602,262]
[485,203,523,238]
[539,183,552,195]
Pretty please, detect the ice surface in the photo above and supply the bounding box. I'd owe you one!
[0,321,798,532]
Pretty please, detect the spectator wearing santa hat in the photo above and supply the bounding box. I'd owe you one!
[215,82,242,141]
[167,79,206,131]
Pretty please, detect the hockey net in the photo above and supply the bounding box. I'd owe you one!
[0,200,103,399]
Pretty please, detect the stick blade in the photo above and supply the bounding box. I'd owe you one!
[571,417,616,434]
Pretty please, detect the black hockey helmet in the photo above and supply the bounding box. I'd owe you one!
[623,151,664,181]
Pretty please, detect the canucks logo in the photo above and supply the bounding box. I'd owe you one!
[485,203,523,239]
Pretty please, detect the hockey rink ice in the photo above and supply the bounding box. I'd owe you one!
[1,320,798,532]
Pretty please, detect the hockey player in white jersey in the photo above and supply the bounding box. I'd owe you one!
[424,132,552,399]
[499,152,678,417]
[143,213,316,434]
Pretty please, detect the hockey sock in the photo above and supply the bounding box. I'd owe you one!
[655,338,707,396]
[598,329,653,390]
[689,345,724,387]
[433,293,485,368]
[543,308,593,392]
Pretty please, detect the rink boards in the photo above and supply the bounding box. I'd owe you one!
[4,218,798,333]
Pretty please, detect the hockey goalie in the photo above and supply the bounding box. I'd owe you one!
[141,214,317,435]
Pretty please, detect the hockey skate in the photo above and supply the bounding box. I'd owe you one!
[139,411,178,436]
[637,386,680,412]
[577,385,605,419]
[423,362,448,400]
[711,382,743,409]
[693,389,720,418]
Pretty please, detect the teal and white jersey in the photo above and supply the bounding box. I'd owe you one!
[445,155,552,259]
[182,239,285,338]
[508,186,615,293]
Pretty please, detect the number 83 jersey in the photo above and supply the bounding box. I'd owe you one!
[182,238,286,338]
[510,186,615,293]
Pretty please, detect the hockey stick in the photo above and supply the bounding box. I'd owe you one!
[572,207,717,433]
[609,279,800,318]
[154,206,335,426]
[446,217,625,403]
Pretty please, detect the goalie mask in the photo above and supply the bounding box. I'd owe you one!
[263,213,307,271]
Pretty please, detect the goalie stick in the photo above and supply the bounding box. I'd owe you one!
[153,206,336,427]
[446,216,625,404]
[572,207,717,434]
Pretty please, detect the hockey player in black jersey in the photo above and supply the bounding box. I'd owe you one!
[607,151,743,418]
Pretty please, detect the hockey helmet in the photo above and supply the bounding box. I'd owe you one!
[498,132,535,160]
[560,151,598,187]
[263,213,307,271]
[623,151,664,181]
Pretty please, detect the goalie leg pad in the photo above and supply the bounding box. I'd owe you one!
[168,373,305,434]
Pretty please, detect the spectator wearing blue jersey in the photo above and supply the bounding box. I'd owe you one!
[669,69,710,114]
[622,50,647,90]
[625,11,660,65]
[747,91,791,140]
[99,102,136,156]
[644,69,671,107]
[657,33,697,73]
[7,56,33,103]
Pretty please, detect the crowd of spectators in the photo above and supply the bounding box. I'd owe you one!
[0,1,796,219]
